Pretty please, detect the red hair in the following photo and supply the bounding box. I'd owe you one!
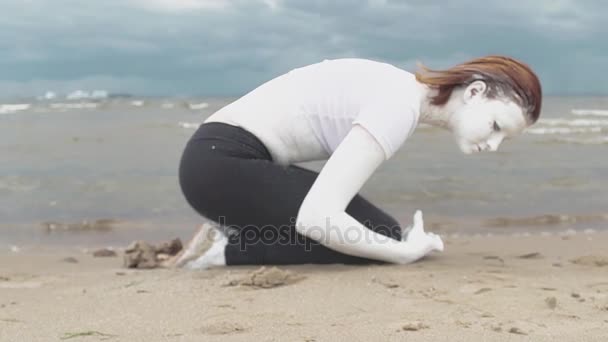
[415,55,543,124]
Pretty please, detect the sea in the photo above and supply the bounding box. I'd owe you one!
[1,93,607,248]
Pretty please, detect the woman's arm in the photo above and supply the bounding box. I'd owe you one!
[295,124,443,264]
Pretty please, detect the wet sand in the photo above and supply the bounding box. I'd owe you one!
[1,232,607,341]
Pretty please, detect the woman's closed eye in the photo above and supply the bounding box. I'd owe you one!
[493,121,501,132]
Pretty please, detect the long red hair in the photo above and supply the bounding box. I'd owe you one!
[415,55,542,124]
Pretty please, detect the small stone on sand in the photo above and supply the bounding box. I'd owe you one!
[61,257,79,263]
[0,318,20,323]
[517,252,542,259]
[92,249,117,257]
[201,322,247,335]
[155,238,183,256]
[483,255,505,263]
[570,255,608,267]
[123,241,158,269]
[456,320,472,328]
[402,321,429,331]
[571,292,581,298]
[122,238,184,269]
[227,267,304,289]
[545,296,557,309]
[371,276,399,288]
[474,288,493,295]
[508,327,527,335]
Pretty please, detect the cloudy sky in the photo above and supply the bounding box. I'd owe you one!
[0,0,606,98]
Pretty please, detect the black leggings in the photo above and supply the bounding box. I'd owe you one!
[178,122,403,265]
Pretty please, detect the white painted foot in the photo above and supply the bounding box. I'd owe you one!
[164,223,227,269]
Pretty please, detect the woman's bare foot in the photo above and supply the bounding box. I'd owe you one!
[162,223,227,269]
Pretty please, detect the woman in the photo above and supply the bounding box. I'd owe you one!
[170,56,542,269]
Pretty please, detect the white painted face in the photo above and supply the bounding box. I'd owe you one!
[448,81,529,154]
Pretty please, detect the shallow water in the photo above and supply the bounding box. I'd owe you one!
[1,96,607,246]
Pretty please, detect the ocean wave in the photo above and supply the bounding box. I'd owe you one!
[0,104,31,114]
[526,127,602,135]
[161,102,175,109]
[188,102,209,110]
[571,109,608,116]
[131,100,145,107]
[554,136,608,145]
[66,90,108,100]
[50,102,99,110]
[485,213,608,227]
[178,121,201,129]
[42,218,117,233]
[37,91,57,101]
[538,118,608,127]
[0,176,40,193]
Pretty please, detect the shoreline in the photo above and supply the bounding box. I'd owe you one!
[1,232,607,341]
[2,211,608,250]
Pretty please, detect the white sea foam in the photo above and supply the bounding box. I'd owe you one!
[50,102,99,110]
[526,127,602,135]
[0,176,40,192]
[66,90,89,100]
[38,91,57,100]
[178,121,201,129]
[66,90,108,100]
[131,100,145,107]
[0,103,31,114]
[188,102,209,110]
[571,109,608,116]
[538,118,608,127]
[555,136,608,145]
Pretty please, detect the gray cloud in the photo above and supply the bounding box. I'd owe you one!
[0,0,606,98]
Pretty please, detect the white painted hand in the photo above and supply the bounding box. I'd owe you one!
[404,210,444,255]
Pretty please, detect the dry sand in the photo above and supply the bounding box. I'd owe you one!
[1,232,607,341]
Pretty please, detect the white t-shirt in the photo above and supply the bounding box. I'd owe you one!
[205,58,423,165]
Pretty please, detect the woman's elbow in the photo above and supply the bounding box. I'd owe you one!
[295,202,327,239]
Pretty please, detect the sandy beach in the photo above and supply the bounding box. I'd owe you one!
[1,231,607,342]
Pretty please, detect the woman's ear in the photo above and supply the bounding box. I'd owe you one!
[463,80,487,103]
